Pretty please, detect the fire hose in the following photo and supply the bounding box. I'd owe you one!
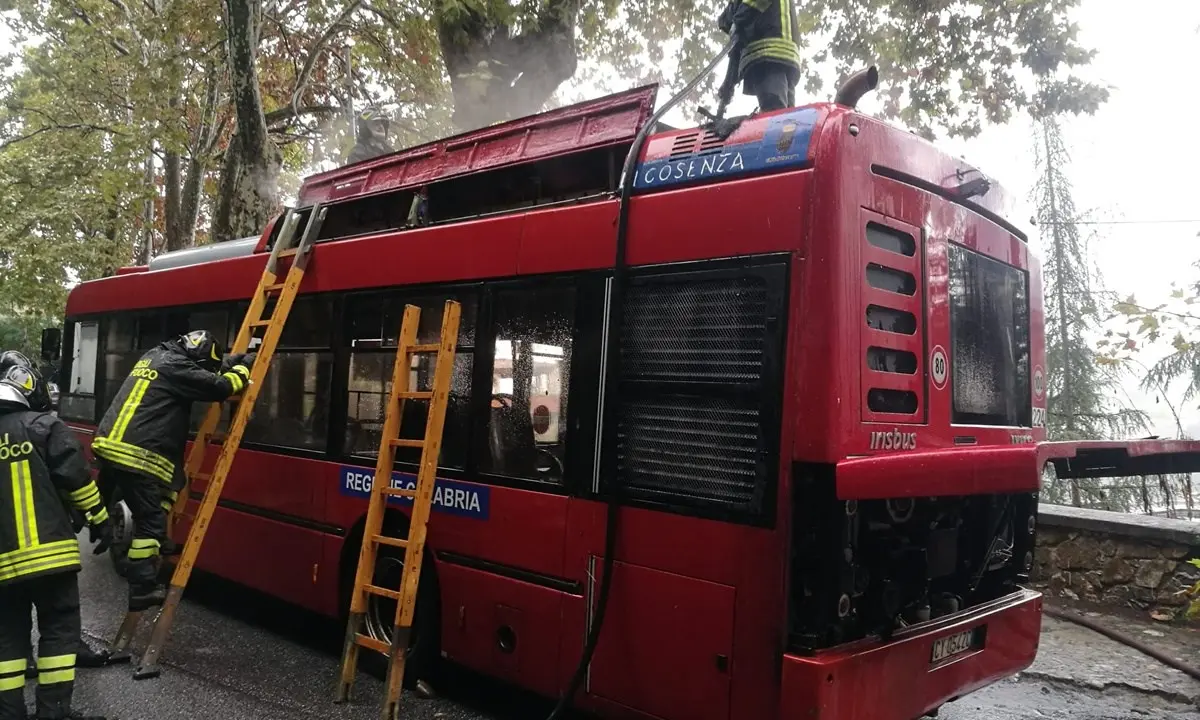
[1043,606,1200,682]
[542,36,739,720]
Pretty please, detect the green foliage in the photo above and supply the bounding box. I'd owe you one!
[1106,270,1200,406]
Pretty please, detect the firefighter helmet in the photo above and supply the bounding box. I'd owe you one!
[0,363,40,408]
[0,350,34,372]
[0,350,51,411]
[178,330,223,371]
[357,105,390,139]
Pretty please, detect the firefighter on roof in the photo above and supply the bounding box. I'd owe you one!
[0,352,116,674]
[718,0,802,112]
[0,362,111,720]
[347,105,394,165]
[92,330,254,611]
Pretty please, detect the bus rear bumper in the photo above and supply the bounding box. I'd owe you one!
[780,589,1043,720]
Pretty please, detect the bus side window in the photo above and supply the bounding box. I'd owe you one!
[101,315,140,410]
[243,297,335,451]
[344,293,477,469]
[481,286,574,483]
[60,320,99,423]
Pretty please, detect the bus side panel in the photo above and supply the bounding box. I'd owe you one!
[175,502,327,614]
[563,499,785,720]
[436,561,566,698]
[625,171,812,267]
[187,446,321,522]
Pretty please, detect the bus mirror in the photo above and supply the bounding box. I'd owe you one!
[40,327,62,362]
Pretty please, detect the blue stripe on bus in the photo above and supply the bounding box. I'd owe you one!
[339,466,490,520]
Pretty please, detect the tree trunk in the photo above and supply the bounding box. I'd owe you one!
[1041,121,1082,507]
[212,0,281,243]
[177,154,204,247]
[136,149,155,265]
[164,147,182,251]
[437,0,580,131]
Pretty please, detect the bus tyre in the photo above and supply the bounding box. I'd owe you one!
[108,501,134,579]
[340,537,440,689]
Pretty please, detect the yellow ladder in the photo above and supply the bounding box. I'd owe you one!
[111,205,328,679]
[334,300,461,719]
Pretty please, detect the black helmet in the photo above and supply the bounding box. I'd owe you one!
[0,350,34,372]
[178,330,223,371]
[0,351,50,411]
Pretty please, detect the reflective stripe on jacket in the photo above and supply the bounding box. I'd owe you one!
[94,342,248,484]
[0,402,105,586]
[728,0,801,79]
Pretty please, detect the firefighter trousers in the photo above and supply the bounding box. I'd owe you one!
[0,572,82,720]
[744,63,795,112]
[98,462,165,587]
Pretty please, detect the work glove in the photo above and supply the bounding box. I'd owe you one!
[88,516,113,556]
[221,352,257,372]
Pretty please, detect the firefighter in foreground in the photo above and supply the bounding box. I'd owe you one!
[717,0,801,113]
[0,362,111,720]
[0,352,116,675]
[92,330,254,611]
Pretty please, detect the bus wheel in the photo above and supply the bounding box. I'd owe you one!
[108,500,134,579]
[342,538,440,687]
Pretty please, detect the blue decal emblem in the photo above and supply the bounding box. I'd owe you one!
[633,107,818,191]
[339,466,490,519]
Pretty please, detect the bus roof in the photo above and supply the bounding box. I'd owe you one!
[297,85,659,207]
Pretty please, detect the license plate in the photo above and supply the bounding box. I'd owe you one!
[930,626,982,664]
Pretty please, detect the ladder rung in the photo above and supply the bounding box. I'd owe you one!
[371,534,409,549]
[354,634,390,653]
[408,344,440,354]
[379,486,417,499]
[277,248,299,258]
[190,473,211,483]
[264,283,286,292]
[249,319,272,328]
[389,438,425,449]
[396,391,433,400]
[362,584,401,600]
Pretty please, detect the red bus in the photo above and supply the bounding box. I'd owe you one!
[55,84,1047,720]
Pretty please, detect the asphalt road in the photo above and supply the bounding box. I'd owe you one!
[30,549,1200,720]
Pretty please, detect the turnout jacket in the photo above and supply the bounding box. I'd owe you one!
[0,401,107,586]
[93,342,249,485]
[720,0,801,85]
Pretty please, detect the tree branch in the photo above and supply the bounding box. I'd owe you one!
[0,122,126,151]
[288,0,363,121]
[264,104,343,126]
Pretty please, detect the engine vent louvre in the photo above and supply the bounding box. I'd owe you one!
[612,264,785,517]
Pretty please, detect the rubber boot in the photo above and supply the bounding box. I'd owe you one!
[77,638,112,668]
[128,582,167,612]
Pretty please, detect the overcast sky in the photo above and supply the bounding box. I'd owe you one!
[4,1,1198,435]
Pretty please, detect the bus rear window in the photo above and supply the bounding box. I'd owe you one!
[948,245,1031,427]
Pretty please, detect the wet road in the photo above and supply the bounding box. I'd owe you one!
[55,550,1200,720]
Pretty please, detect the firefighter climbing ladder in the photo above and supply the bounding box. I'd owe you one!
[334,300,461,720]
[110,204,328,679]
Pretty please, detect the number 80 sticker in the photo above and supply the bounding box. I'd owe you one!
[930,346,948,390]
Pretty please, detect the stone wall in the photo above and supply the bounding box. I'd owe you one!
[1033,504,1200,613]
